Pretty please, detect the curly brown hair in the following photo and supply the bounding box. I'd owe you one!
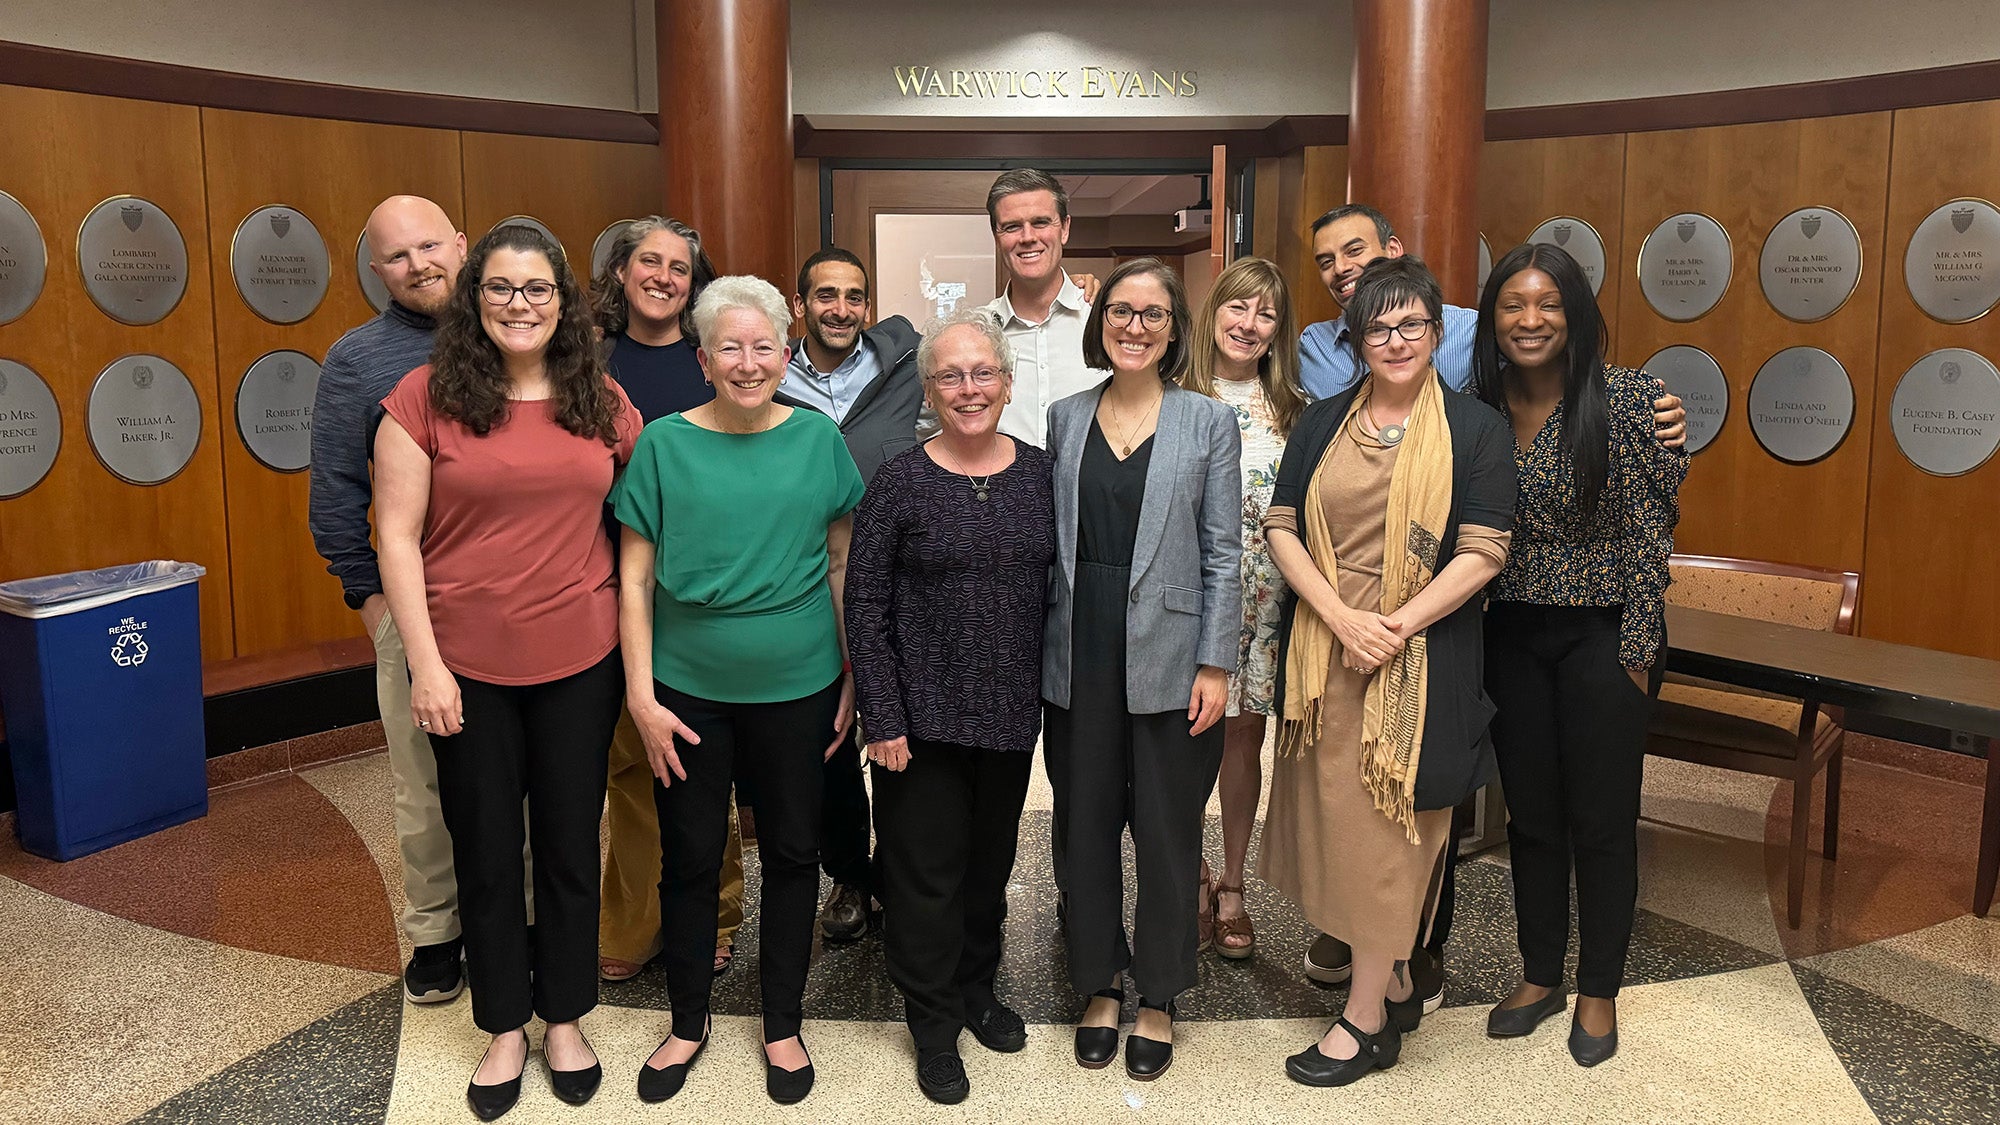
[428,224,623,444]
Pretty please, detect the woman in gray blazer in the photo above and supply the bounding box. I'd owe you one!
[1043,257,1241,1081]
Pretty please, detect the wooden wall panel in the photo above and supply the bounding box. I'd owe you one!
[1291,146,1350,331]
[794,157,822,271]
[1865,101,2000,658]
[200,109,462,657]
[1479,134,1628,359]
[0,86,234,662]
[460,134,661,280]
[1616,114,1892,576]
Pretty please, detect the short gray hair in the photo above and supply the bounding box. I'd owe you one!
[692,275,791,344]
[918,309,1014,377]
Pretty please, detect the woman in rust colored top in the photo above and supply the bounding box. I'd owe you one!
[377,225,639,1120]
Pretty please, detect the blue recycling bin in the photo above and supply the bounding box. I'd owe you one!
[0,561,209,860]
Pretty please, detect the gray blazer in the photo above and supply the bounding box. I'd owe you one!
[1042,380,1242,713]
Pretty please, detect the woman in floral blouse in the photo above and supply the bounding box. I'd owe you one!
[1179,256,1308,960]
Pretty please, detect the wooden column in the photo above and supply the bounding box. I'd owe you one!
[658,0,793,286]
[1347,0,1489,306]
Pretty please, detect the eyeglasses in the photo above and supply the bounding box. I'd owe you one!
[928,367,1006,389]
[1105,304,1171,330]
[480,280,558,306]
[1360,317,1437,346]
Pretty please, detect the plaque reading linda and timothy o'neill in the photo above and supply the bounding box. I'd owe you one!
[87,354,202,485]
[0,190,49,326]
[1891,348,2000,477]
[77,196,189,325]
[1748,347,1854,465]
[1638,213,1732,321]
[1759,208,1863,322]
[230,206,331,324]
[592,220,636,280]
[1642,345,1728,454]
[354,233,391,314]
[1904,198,2000,324]
[1527,216,1606,295]
[0,358,61,499]
[236,350,321,473]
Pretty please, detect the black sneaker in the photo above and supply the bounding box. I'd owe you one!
[1304,932,1353,985]
[406,938,464,1004]
[916,1051,969,1105]
[1410,947,1445,1015]
[819,884,868,944]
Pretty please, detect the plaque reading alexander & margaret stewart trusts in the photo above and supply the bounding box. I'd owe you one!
[235,350,321,473]
[0,358,61,498]
[1759,207,1863,322]
[0,190,49,326]
[231,206,331,324]
[1891,348,2000,477]
[491,215,566,259]
[592,219,636,280]
[77,196,189,325]
[1638,212,1732,321]
[1747,347,1854,465]
[1642,345,1728,454]
[355,232,391,313]
[1904,198,2000,324]
[1527,216,1606,295]
[87,354,202,485]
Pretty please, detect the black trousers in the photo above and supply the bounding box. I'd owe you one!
[1486,602,1653,999]
[655,677,841,1042]
[873,739,1034,1053]
[429,649,622,1033]
[821,729,874,893]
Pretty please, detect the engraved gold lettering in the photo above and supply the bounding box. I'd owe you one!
[1046,69,1070,96]
[894,66,927,95]
[1085,67,1106,97]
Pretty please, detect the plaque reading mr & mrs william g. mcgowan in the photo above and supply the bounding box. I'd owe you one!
[78,196,189,326]
[1638,213,1732,322]
[1759,208,1862,322]
[1642,345,1727,454]
[1892,348,2000,477]
[235,350,321,473]
[1748,347,1854,465]
[0,358,61,499]
[1904,198,2000,324]
[0,190,49,326]
[230,206,331,324]
[87,355,202,486]
[1527,216,1606,295]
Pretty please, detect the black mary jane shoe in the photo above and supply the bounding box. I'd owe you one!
[1124,999,1176,1081]
[1486,990,1568,1039]
[466,1033,527,1121]
[916,1050,971,1105]
[1568,1013,1619,1067]
[765,1038,816,1105]
[546,1030,603,1107]
[1074,988,1123,1069]
[636,1026,708,1103]
[1284,1013,1402,1088]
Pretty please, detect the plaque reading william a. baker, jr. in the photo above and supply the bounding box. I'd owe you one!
[1527,216,1606,295]
[1638,212,1732,321]
[1891,348,2000,477]
[0,358,61,498]
[230,206,331,324]
[1759,207,1862,322]
[1748,347,1855,465]
[0,190,49,326]
[77,196,189,325]
[1904,198,2000,324]
[235,350,321,473]
[355,232,391,313]
[87,355,202,485]
[1643,345,1728,454]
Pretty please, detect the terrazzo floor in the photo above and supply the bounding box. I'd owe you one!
[1,728,1994,1123]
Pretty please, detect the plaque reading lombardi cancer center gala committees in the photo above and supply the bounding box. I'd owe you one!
[1528,216,1606,295]
[235,350,321,473]
[1759,207,1863,322]
[1638,213,1732,321]
[0,190,49,326]
[87,355,201,485]
[0,358,62,499]
[1891,348,2000,477]
[1748,347,1855,465]
[230,206,330,324]
[1904,198,2000,323]
[1643,345,1727,454]
[77,196,189,326]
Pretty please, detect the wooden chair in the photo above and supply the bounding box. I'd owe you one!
[1646,553,1861,929]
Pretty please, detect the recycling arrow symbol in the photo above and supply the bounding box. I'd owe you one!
[111,632,150,667]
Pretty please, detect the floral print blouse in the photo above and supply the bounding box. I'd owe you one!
[1212,376,1289,715]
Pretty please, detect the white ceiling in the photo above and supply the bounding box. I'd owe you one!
[1057,174,1207,218]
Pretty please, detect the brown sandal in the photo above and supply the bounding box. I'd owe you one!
[1212,883,1255,960]
[599,956,644,982]
[1197,864,1216,953]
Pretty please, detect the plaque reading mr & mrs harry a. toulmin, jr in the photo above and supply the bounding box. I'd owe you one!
[1748,347,1855,465]
[236,350,321,473]
[1892,348,2000,477]
[1759,207,1863,322]
[0,189,49,326]
[77,196,189,325]
[0,358,61,498]
[1904,198,2000,324]
[230,206,331,324]
[1528,216,1607,295]
[1639,213,1732,322]
[1643,345,1728,454]
[87,354,201,485]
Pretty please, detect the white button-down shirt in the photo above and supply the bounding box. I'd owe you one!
[982,275,1105,448]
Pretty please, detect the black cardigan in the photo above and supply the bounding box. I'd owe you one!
[1268,382,1519,812]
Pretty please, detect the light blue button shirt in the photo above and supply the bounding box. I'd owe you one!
[784,335,882,423]
[1298,302,1477,400]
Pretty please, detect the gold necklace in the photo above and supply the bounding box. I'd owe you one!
[1106,389,1163,457]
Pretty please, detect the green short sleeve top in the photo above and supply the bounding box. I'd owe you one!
[612,408,865,703]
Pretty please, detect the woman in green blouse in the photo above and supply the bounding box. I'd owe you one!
[1470,243,1689,1067]
[612,275,864,1106]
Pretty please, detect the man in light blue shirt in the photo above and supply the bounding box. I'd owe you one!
[1298,204,1477,398]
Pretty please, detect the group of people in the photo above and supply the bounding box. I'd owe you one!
[307,168,1689,1120]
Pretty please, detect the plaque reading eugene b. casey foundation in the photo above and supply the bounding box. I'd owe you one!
[1892,348,2000,477]
[78,196,189,325]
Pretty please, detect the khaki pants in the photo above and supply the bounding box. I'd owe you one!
[600,707,744,963]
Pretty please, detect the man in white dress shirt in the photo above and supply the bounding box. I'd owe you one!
[979,169,1107,448]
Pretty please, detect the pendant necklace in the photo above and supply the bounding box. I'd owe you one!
[1108,390,1163,457]
[939,442,995,502]
[1365,401,1406,447]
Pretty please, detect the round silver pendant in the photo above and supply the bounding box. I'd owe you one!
[1380,423,1405,445]
[974,487,990,502]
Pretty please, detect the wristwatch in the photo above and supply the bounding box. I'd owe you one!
[343,588,373,610]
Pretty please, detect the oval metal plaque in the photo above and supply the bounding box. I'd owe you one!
[0,358,61,498]
[1475,233,1493,296]
[1747,347,1854,465]
[592,219,636,280]
[354,232,391,313]
[0,190,48,325]
[1643,345,1728,454]
[231,205,330,324]
[87,354,202,485]
[235,350,321,473]
[78,196,189,325]
[1903,198,2000,324]
[1527,216,1606,296]
[1759,207,1862,322]
[490,215,566,260]
[1638,212,1732,321]
[1891,348,2000,477]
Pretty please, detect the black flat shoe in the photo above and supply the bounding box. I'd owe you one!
[1074,988,1122,1069]
[1284,1013,1401,1088]
[636,1028,707,1103]
[1568,1014,1618,1066]
[466,1034,526,1121]
[916,1051,970,1105]
[765,1038,816,1105]
[547,1030,602,1107]
[1125,999,1175,1081]
[1487,990,1568,1038]
[967,1000,1029,1052]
